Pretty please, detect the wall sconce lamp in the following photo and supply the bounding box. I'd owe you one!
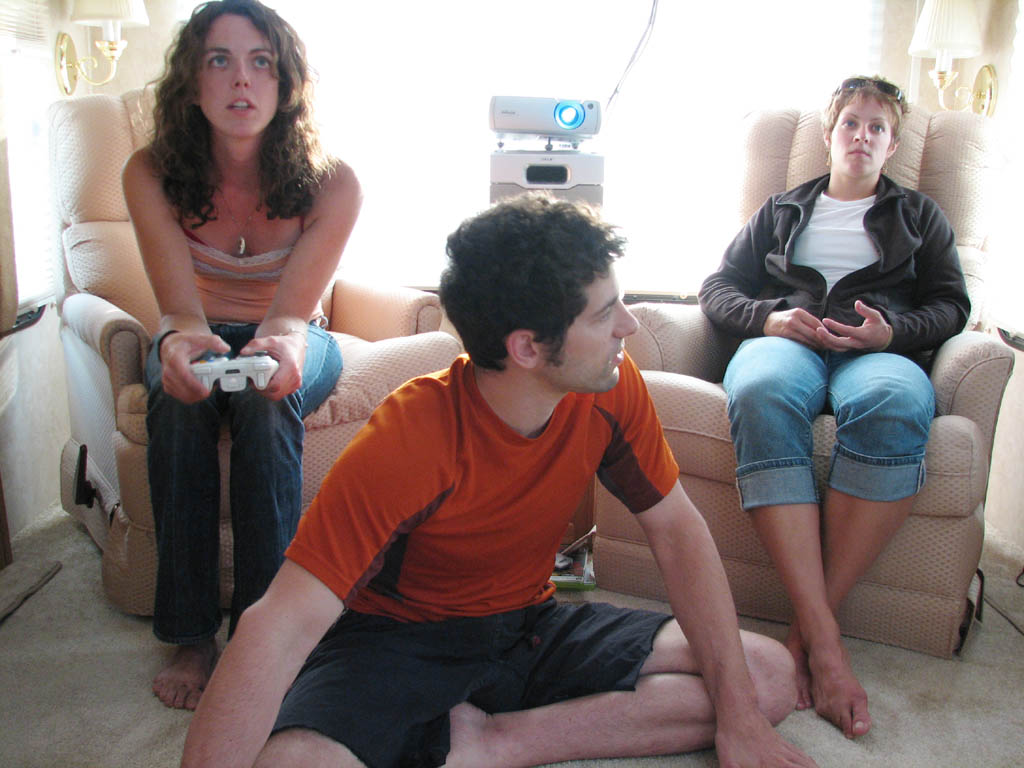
[54,0,150,96]
[908,0,996,116]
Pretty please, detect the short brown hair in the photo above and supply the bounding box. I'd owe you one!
[823,75,909,144]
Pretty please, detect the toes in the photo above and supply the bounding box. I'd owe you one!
[153,680,181,709]
[152,641,217,710]
[813,681,871,739]
[793,666,814,710]
[851,699,872,738]
[795,688,814,711]
[793,669,813,710]
[789,654,814,710]
[837,708,854,739]
[184,686,204,711]
[163,681,200,710]
[170,682,187,709]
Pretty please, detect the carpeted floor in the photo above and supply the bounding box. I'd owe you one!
[1,506,1022,768]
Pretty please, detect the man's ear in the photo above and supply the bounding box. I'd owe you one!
[505,329,544,370]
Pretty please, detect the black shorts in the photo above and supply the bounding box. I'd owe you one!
[272,598,671,768]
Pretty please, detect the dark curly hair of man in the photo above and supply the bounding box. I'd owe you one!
[148,0,327,225]
[440,194,627,371]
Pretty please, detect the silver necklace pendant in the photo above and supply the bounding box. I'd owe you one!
[219,190,258,257]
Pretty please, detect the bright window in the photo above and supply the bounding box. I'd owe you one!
[1,0,52,310]
[291,0,883,293]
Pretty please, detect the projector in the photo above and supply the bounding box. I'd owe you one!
[489,96,602,140]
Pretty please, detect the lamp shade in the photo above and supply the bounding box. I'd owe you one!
[908,0,982,59]
[71,0,150,28]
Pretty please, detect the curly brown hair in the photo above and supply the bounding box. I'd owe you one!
[149,0,327,224]
[440,194,626,371]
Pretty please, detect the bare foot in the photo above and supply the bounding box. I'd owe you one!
[784,623,813,711]
[152,639,217,710]
[805,640,871,739]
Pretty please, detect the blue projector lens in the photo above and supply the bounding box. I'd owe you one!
[554,101,585,130]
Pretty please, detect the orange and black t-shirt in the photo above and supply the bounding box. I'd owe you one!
[286,353,678,623]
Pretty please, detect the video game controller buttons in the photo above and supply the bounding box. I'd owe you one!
[188,353,279,392]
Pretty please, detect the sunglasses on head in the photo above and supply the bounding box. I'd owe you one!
[834,77,905,104]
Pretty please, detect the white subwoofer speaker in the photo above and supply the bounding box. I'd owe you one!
[489,150,603,206]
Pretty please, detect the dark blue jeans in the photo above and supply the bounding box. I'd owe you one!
[145,323,341,644]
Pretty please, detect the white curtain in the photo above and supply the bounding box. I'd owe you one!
[290,0,884,292]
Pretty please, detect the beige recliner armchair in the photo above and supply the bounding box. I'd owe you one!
[595,107,1014,658]
[50,89,462,615]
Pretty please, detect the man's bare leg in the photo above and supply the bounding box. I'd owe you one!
[247,625,797,768]
[153,638,217,710]
[750,503,869,739]
[442,624,798,768]
[255,728,364,768]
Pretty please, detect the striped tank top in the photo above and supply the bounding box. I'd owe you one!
[184,225,325,325]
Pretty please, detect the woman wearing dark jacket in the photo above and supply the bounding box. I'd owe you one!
[699,76,969,742]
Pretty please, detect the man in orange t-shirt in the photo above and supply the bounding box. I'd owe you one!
[182,196,816,768]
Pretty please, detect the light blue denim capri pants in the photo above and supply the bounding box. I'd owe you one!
[723,336,935,510]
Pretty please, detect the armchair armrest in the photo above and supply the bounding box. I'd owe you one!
[61,292,150,402]
[930,330,1015,454]
[115,383,149,445]
[626,302,739,381]
[326,278,442,341]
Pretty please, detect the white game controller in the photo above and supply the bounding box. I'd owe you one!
[191,352,279,392]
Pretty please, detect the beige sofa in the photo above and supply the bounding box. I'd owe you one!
[49,89,462,615]
[595,106,1015,658]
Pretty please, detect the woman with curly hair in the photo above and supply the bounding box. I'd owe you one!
[123,0,360,711]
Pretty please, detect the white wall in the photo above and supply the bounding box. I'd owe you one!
[0,308,70,537]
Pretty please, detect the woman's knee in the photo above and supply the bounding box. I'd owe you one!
[300,327,343,415]
[834,355,934,429]
[229,388,303,434]
[842,377,932,422]
[146,387,222,449]
[835,381,934,457]
[725,339,825,425]
[883,381,934,429]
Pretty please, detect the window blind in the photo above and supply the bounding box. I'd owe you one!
[0,0,48,49]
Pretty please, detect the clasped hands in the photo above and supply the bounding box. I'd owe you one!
[159,330,306,404]
[763,300,892,352]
